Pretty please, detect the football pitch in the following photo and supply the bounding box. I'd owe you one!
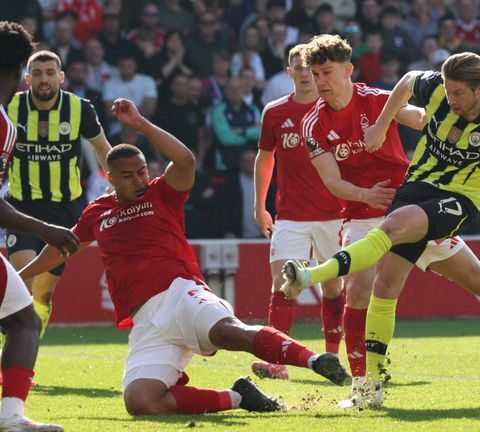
[28,319,479,432]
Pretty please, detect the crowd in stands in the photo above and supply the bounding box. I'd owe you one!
[2,0,480,238]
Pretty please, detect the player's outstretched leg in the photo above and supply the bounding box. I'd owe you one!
[231,376,284,412]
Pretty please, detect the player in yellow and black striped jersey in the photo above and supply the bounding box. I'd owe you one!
[6,50,111,338]
[280,52,480,406]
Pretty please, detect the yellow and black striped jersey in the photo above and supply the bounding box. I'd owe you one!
[7,90,102,202]
[407,71,480,208]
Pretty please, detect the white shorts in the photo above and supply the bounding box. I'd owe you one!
[123,277,234,391]
[342,218,465,271]
[269,219,342,264]
[0,254,32,320]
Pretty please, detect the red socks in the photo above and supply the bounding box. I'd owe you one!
[321,291,346,354]
[343,306,367,377]
[252,327,314,368]
[268,291,295,335]
[2,366,34,400]
[169,385,232,414]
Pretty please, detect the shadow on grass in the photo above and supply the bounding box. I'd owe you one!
[31,385,122,398]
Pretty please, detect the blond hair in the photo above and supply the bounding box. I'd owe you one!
[288,43,308,67]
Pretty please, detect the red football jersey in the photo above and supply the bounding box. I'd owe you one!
[302,84,410,219]
[0,105,17,182]
[73,176,204,329]
[259,93,343,221]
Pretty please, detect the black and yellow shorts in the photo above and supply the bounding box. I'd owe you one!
[386,182,477,265]
[5,196,85,276]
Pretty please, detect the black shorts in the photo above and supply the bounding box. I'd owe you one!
[5,197,84,276]
[386,182,477,265]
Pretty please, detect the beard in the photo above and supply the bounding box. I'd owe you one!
[32,86,58,102]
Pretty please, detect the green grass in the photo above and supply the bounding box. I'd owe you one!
[27,320,480,432]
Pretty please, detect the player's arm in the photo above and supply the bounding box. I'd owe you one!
[254,149,275,238]
[394,105,427,131]
[312,153,396,210]
[365,71,423,152]
[88,132,111,173]
[0,199,79,256]
[19,241,91,282]
[112,98,195,192]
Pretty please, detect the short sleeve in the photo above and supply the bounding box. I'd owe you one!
[258,107,276,151]
[152,176,189,210]
[72,205,96,243]
[412,71,442,107]
[80,99,102,140]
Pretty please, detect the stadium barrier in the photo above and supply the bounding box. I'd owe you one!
[7,238,480,326]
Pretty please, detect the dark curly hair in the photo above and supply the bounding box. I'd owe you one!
[0,21,35,74]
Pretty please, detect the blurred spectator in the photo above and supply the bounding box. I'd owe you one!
[408,35,441,71]
[19,14,44,41]
[184,161,217,239]
[430,48,450,71]
[147,159,166,178]
[240,0,269,37]
[230,25,266,90]
[208,0,239,52]
[321,0,356,23]
[201,50,231,107]
[103,51,157,137]
[254,16,270,48]
[218,149,271,238]
[111,125,159,162]
[313,3,339,35]
[266,0,298,45]
[402,0,439,50]
[380,5,416,67]
[84,38,115,92]
[438,15,468,54]
[0,0,43,26]
[188,76,207,110]
[128,2,166,63]
[356,0,382,33]
[239,66,263,109]
[55,0,103,45]
[261,46,293,105]
[371,51,401,90]
[358,30,383,85]
[456,0,480,53]
[212,77,261,172]
[85,168,109,202]
[186,11,230,77]
[149,30,193,91]
[98,8,139,67]
[66,56,107,129]
[285,0,317,31]
[52,12,84,67]
[261,20,289,79]
[153,73,208,168]
[342,19,367,59]
[157,0,195,32]
[297,26,315,44]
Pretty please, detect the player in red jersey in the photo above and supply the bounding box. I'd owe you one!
[285,34,480,408]
[0,21,80,432]
[251,43,346,380]
[20,98,350,417]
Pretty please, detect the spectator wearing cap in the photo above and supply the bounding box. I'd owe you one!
[266,0,298,46]
[55,0,103,45]
[401,0,439,50]
[230,26,266,91]
[313,3,339,35]
[456,0,480,53]
[103,51,157,137]
[98,8,140,67]
[438,15,468,55]
[186,11,230,77]
[380,5,416,67]
[127,2,166,62]
[157,0,195,32]
[342,19,367,59]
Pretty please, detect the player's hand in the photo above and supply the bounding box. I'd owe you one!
[364,123,387,153]
[39,224,80,257]
[364,179,396,210]
[255,208,273,239]
[111,98,144,129]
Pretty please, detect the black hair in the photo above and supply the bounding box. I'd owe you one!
[0,21,34,74]
[107,144,143,168]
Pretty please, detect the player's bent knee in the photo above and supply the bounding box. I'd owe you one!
[124,386,172,416]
